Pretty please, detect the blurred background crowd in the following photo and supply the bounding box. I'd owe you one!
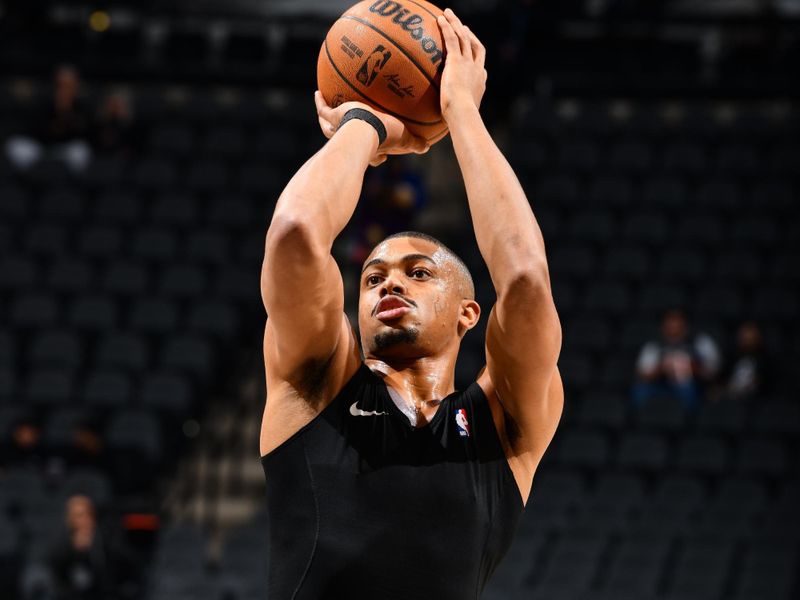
[0,1,798,599]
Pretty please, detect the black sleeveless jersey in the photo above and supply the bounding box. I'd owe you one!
[260,363,524,600]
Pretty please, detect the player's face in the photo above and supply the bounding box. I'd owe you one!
[358,237,473,359]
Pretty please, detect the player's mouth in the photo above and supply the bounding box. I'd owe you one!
[374,295,412,321]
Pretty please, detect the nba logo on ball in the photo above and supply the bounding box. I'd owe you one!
[357,45,392,86]
[455,409,470,437]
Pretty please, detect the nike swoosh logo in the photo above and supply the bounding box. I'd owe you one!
[350,402,388,417]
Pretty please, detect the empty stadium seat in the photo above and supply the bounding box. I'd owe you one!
[555,430,610,468]
[78,225,124,258]
[0,255,37,291]
[82,369,133,408]
[25,223,70,257]
[736,438,788,477]
[129,297,180,334]
[187,300,238,338]
[617,431,669,471]
[28,329,84,368]
[131,227,179,262]
[186,159,229,193]
[95,331,149,372]
[46,257,94,293]
[102,260,150,296]
[151,193,199,228]
[676,435,730,474]
[67,294,118,331]
[158,264,208,298]
[140,371,193,416]
[94,189,142,225]
[39,188,87,223]
[10,293,59,328]
[160,334,214,376]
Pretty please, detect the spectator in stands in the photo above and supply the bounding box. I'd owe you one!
[69,421,107,471]
[3,413,44,469]
[717,320,768,401]
[92,92,136,157]
[633,308,720,409]
[4,64,92,172]
[47,494,141,600]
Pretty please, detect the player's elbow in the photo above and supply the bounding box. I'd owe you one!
[265,212,326,264]
[499,260,552,300]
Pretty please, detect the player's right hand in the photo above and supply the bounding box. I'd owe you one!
[315,91,429,166]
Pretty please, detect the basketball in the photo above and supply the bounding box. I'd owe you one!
[317,0,447,143]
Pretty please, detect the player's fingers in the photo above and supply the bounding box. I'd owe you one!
[314,90,329,114]
[444,8,471,59]
[437,14,462,58]
[465,26,485,68]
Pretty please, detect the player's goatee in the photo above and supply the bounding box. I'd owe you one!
[374,327,420,350]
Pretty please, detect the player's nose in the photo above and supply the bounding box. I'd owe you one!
[379,272,406,296]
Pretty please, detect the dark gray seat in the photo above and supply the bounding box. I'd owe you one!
[95,331,149,372]
[93,189,143,224]
[102,260,150,296]
[158,264,208,298]
[187,300,238,338]
[160,335,214,377]
[140,371,193,416]
[0,255,37,291]
[151,192,199,228]
[676,435,730,474]
[129,297,179,334]
[617,431,669,470]
[131,227,179,263]
[78,225,124,258]
[82,369,132,408]
[46,257,94,293]
[28,329,84,368]
[67,294,118,331]
[555,430,610,468]
[10,293,59,329]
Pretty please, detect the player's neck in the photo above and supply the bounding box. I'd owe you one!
[365,353,456,407]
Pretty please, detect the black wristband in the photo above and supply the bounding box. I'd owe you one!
[338,108,387,147]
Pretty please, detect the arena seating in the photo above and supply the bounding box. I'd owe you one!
[0,78,797,599]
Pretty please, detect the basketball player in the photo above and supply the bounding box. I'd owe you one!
[260,9,562,599]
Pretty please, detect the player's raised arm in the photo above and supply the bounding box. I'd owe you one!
[261,93,428,381]
[437,11,563,456]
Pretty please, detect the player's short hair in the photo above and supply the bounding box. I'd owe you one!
[378,231,475,300]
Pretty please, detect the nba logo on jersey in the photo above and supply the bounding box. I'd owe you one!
[455,409,470,437]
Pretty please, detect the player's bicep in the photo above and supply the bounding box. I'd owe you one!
[484,283,562,425]
[260,223,346,372]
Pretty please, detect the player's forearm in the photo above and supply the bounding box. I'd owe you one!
[448,103,549,291]
[268,120,378,251]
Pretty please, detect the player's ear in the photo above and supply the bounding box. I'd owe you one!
[457,299,480,336]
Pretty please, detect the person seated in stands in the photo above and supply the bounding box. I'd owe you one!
[2,413,44,469]
[4,64,93,172]
[47,494,141,600]
[633,308,720,409]
[716,320,768,401]
[92,92,136,158]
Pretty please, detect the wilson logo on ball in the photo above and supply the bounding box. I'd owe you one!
[357,45,392,86]
[368,0,444,68]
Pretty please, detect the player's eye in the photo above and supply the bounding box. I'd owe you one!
[366,274,382,286]
[410,269,430,279]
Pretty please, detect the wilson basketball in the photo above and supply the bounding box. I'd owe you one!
[317,0,447,143]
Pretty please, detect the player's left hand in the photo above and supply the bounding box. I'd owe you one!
[437,8,487,122]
